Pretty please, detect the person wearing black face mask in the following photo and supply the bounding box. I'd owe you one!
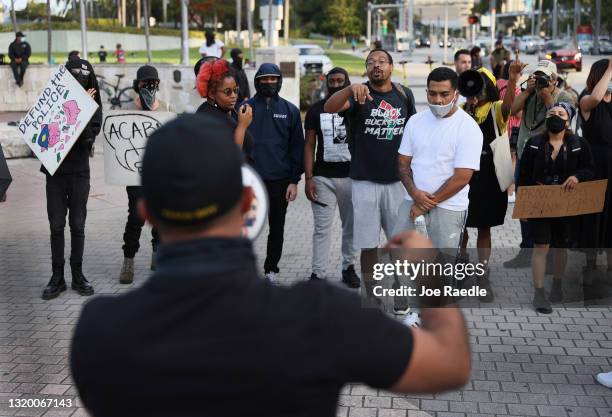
[230,48,251,104]
[246,63,305,284]
[518,102,594,314]
[42,58,102,300]
[118,65,174,284]
[303,67,360,287]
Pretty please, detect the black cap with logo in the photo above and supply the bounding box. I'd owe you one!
[141,113,244,227]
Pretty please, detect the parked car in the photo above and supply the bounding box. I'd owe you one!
[294,44,333,75]
[543,40,582,72]
[416,36,431,48]
[521,36,545,54]
[592,38,612,55]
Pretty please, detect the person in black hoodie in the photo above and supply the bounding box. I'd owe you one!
[42,58,103,301]
[518,102,594,314]
[229,48,251,104]
[246,63,304,283]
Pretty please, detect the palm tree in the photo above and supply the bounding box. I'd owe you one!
[10,0,19,32]
[47,0,52,64]
[143,0,152,63]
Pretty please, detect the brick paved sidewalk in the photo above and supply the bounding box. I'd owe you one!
[0,154,611,417]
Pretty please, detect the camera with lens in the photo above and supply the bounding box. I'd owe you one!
[544,175,560,185]
[535,74,551,89]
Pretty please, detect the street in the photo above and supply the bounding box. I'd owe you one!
[1,141,612,416]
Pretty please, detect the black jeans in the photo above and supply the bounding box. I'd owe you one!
[10,60,27,83]
[122,186,159,258]
[264,179,290,273]
[46,173,90,267]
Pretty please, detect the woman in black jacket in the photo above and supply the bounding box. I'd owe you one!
[195,59,254,163]
[42,58,102,301]
[518,102,594,314]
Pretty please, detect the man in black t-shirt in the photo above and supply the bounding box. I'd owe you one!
[71,114,471,417]
[325,50,416,308]
[304,67,360,288]
[98,45,107,63]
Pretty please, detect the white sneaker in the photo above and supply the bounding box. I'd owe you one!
[508,192,516,203]
[403,311,421,328]
[596,371,612,388]
[265,271,279,285]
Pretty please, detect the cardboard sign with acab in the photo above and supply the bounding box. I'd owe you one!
[18,65,99,176]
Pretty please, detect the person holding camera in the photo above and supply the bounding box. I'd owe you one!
[42,58,102,300]
[504,60,575,268]
[459,63,524,301]
[518,103,594,314]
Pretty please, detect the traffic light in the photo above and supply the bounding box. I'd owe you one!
[468,15,479,25]
[382,19,388,35]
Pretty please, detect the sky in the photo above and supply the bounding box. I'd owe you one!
[1,0,67,16]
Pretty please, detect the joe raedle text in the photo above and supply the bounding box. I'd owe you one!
[371,259,489,298]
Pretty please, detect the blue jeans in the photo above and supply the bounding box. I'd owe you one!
[515,158,534,249]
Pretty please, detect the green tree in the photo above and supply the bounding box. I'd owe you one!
[321,0,361,38]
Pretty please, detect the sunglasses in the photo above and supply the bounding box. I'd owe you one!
[221,87,240,97]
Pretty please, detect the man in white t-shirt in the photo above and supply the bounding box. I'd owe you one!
[394,67,483,250]
[199,31,225,59]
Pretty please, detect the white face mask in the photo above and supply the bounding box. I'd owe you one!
[428,94,456,118]
[608,81,612,94]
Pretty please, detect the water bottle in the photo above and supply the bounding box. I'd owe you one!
[414,215,428,237]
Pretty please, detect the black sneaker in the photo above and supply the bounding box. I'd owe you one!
[342,265,361,288]
[310,273,323,281]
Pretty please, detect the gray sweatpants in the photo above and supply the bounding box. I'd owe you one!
[311,176,356,276]
[393,199,467,252]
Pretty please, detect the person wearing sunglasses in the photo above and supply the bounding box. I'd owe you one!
[117,65,174,285]
[196,59,254,164]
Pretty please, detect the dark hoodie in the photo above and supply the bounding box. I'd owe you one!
[246,63,304,184]
[41,59,103,176]
[230,48,250,103]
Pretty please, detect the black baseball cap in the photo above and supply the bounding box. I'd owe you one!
[141,114,244,227]
[136,65,159,81]
[16,31,25,38]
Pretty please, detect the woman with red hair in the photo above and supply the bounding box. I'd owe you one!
[196,59,254,162]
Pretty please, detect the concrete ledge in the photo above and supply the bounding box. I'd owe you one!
[0,124,30,159]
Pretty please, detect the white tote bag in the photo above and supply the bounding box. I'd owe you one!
[488,107,514,192]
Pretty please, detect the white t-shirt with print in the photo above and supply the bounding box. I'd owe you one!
[199,40,225,58]
[398,107,483,211]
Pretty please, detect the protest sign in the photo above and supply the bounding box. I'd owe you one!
[0,143,11,202]
[102,111,176,186]
[512,179,608,219]
[18,65,99,176]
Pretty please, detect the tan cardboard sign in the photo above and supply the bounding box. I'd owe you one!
[512,179,608,219]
